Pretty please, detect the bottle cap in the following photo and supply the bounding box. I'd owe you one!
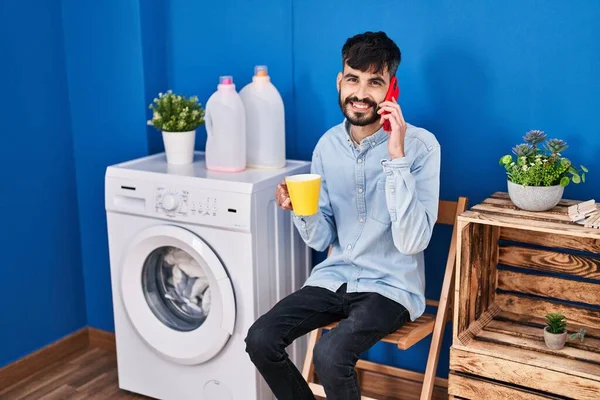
[254,65,268,77]
[220,76,233,85]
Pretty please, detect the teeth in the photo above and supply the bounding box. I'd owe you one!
[353,102,369,109]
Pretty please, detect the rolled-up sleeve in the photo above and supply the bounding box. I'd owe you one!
[380,144,440,255]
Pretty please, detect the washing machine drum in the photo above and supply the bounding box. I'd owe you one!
[119,225,236,365]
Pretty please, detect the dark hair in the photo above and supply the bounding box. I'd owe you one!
[341,31,401,77]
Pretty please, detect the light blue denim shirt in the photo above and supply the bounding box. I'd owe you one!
[292,120,440,321]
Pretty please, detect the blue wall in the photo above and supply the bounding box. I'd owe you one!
[166,0,600,378]
[59,0,296,332]
[3,0,599,380]
[127,0,598,379]
[0,0,86,368]
[290,0,600,377]
[167,0,295,158]
[292,0,600,204]
[61,0,150,331]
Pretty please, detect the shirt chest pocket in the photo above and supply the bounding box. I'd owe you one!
[370,179,391,225]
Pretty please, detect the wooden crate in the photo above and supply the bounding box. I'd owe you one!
[449,192,600,399]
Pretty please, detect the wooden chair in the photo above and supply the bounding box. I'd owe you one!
[301,196,469,400]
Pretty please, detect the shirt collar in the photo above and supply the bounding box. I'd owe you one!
[343,119,389,149]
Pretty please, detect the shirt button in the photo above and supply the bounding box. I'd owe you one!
[371,142,375,146]
[358,188,363,193]
[357,159,363,164]
[359,218,365,223]
[347,244,352,250]
[391,189,395,193]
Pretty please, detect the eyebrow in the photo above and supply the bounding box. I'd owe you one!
[344,73,385,84]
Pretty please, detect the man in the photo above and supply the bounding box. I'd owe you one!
[245,31,440,400]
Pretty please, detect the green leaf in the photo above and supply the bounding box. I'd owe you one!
[546,312,566,321]
[582,173,586,183]
[500,155,512,165]
[569,166,578,174]
[561,158,571,167]
[545,312,567,333]
[560,176,570,187]
[572,174,581,184]
[581,165,589,173]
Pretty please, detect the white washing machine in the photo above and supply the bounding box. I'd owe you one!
[105,152,311,400]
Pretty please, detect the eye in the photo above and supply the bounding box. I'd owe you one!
[346,77,358,83]
[371,81,382,86]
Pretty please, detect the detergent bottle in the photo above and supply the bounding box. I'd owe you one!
[239,65,286,169]
[204,76,247,172]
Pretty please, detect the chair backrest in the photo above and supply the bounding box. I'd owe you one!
[438,199,465,226]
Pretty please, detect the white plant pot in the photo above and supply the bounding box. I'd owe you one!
[544,327,567,350]
[507,180,564,212]
[162,130,196,165]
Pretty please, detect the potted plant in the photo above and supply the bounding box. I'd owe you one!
[499,130,588,211]
[147,90,206,165]
[544,312,567,349]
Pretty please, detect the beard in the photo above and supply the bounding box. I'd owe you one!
[338,93,379,126]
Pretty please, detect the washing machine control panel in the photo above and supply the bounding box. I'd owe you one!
[154,186,250,230]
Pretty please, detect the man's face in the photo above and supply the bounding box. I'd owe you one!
[337,64,390,127]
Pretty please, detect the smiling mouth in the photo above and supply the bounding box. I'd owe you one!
[350,101,372,112]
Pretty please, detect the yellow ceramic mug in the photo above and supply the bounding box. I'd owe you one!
[285,174,321,216]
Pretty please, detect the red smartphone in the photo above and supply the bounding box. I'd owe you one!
[382,76,399,132]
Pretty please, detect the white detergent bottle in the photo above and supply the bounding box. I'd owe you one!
[204,75,247,172]
[239,65,286,168]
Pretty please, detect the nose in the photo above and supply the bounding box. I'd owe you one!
[355,82,369,100]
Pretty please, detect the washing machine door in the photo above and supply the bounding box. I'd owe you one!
[120,225,236,365]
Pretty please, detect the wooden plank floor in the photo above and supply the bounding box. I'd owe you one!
[0,347,150,400]
[0,343,447,399]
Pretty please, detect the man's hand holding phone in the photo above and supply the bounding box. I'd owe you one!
[378,76,407,159]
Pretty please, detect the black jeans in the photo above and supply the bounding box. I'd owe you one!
[244,283,410,400]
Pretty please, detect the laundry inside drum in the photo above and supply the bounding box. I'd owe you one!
[142,246,212,332]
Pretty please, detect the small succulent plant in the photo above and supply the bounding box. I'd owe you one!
[524,129,547,146]
[499,130,588,187]
[545,138,569,154]
[512,143,535,158]
[545,312,567,334]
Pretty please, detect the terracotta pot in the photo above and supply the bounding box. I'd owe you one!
[544,327,567,349]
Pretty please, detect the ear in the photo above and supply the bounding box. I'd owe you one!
[336,72,342,92]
